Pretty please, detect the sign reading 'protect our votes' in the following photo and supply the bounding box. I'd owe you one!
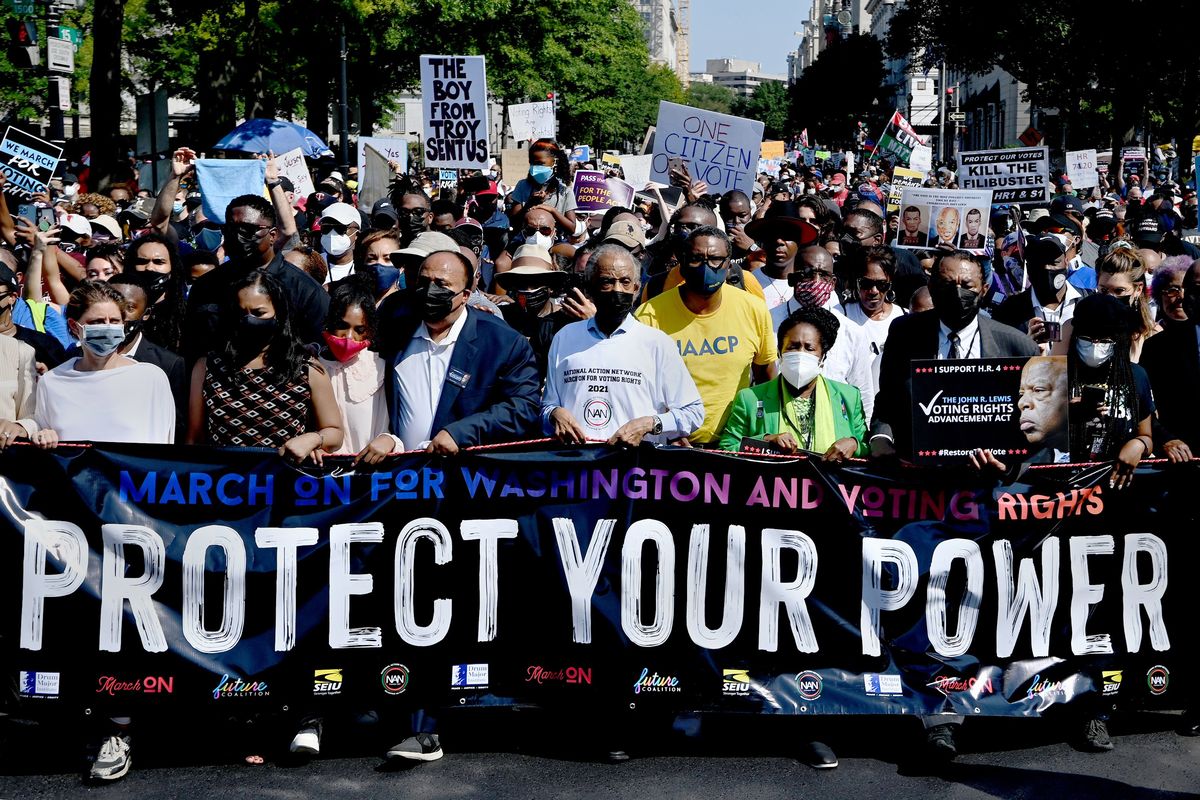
[911,356,1068,465]
[649,101,764,196]
[420,54,489,169]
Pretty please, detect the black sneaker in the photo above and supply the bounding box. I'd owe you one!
[1081,717,1114,752]
[799,740,838,769]
[385,733,443,762]
[1177,712,1200,737]
[605,749,631,763]
[925,724,958,761]
[289,717,323,757]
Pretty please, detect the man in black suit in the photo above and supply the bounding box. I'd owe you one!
[869,249,1038,762]
[870,249,1039,461]
[993,232,1088,346]
[896,206,928,247]
[1141,258,1200,461]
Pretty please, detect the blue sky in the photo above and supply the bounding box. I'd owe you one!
[689,0,813,75]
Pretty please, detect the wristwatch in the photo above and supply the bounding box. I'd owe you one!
[650,416,663,436]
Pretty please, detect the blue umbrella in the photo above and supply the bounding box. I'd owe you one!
[213,118,333,159]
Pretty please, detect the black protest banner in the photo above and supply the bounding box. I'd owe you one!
[420,55,489,170]
[1,444,1192,717]
[911,356,1068,464]
[0,127,64,202]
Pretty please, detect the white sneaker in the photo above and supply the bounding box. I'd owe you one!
[89,733,132,781]
[289,725,321,756]
[385,733,443,762]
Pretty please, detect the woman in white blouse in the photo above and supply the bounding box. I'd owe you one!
[34,280,175,447]
[838,245,907,402]
[317,280,389,454]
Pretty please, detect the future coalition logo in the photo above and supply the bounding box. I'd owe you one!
[212,674,269,700]
[633,667,680,694]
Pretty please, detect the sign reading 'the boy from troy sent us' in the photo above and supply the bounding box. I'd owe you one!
[420,55,489,169]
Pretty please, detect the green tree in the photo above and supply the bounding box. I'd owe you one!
[790,34,888,147]
[685,81,737,115]
[734,80,789,139]
[885,0,1200,163]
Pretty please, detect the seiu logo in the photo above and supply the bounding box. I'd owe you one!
[677,335,739,357]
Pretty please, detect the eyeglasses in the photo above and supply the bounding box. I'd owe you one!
[132,256,169,267]
[790,268,835,285]
[223,222,273,239]
[684,255,729,269]
[858,278,892,293]
[523,225,554,238]
[1162,286,1184,298]
[673,222,703,234]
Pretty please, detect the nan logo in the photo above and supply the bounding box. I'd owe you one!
[314,669,343,696]
[381,664,410,695]
[1146,665,1169,696]
[795,671,822,702]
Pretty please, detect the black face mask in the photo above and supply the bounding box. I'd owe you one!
[931,284,981,331]
[1031,268,1068,301]
[418,282,458,322]
[514,286,550,314]
[593,290,635,328]
[237,314,277,352]
[1185,207,1198,228]
[400,214,428,238]
[231,229,263,262]
[145,272,171,303]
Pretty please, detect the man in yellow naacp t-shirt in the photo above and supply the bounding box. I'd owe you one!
[635,226,777,445]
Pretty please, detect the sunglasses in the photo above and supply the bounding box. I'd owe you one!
[858,278,892,293]
[523,225,554,237]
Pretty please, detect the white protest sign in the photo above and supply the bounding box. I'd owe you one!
[358,145,392,210]
[649,101,764,195]
[959,146,1049,204]
[270,148,315,199]
[356,136,408,192]
[507,101,555,141]
[895,186,994,254]
[619,154,653,189]
[909,144,933,174]
[420,54,489,169]
[1066,149,1099,189]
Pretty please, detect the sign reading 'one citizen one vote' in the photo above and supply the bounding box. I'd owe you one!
[420,55,489,169]
[650,101,764,195]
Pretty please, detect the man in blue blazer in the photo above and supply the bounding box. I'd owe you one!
[357,248,540,461]
[338,248,538,765]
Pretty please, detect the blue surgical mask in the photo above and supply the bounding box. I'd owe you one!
[80,323,126,357]
[172,201,184,215]
[373,263,402,295]
[195,228,223,252]
[529,165,554,184]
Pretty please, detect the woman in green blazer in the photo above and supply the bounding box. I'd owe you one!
[718,306,868,461]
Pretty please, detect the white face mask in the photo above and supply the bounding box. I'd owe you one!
[1076,338,1115,368]
[780,350,822,389]
[530,231,554,249]
[321,231,353,257]
[63,184,79,198]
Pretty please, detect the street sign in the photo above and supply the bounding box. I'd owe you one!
[53,26,81,47]
[948,112,966,122]
[46,37,73,73]
[49,77,70,111]
[8,1,34,14]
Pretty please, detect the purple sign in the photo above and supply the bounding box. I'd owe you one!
[572,170,635,213]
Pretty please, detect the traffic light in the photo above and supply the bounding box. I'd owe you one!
[7,20,39,68]
[547,91,558,116]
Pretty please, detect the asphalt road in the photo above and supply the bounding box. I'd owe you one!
[1,709,1198,799]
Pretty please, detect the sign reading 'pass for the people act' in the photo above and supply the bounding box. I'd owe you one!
[420,54,489,169]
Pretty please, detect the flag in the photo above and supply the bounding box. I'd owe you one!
[871,111,926,165]
[799,128,810,149]
[358,144,391,210]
